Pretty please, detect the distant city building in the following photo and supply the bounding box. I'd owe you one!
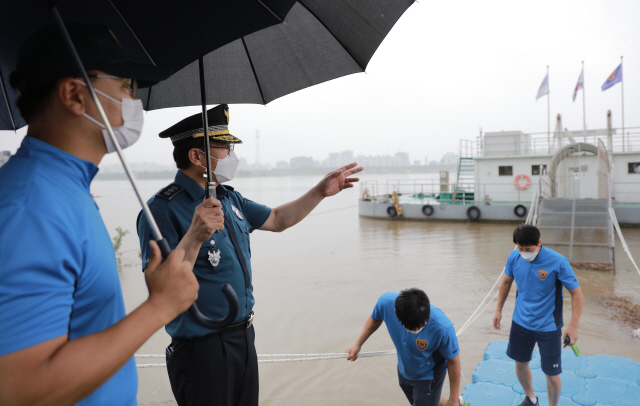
[238,157,251,172]
[290,156,315,169]
[354,151,411,168]
[429,160,439,166]
[424,157,429,166]
[413,160,421,166]
[321,150,354,168]
[275,160,289,169]
[440,152,459,165]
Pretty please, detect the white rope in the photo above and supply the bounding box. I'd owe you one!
[135,350,397,368]
[609,207,640,277]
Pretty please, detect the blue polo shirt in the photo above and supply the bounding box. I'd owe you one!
[372,292,459,381]
[138,171,271,338]
[0,136,137,405]
[505,246,580,332]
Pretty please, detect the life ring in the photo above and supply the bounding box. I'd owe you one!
[514,204,527,218]
[422,205,434,216]
[514,174,531,190]
[387,206,398,217]
[466,206,481,221]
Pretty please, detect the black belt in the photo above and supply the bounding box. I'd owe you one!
[219,311,254,334]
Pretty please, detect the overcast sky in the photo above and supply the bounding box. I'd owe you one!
[1,0,639,168]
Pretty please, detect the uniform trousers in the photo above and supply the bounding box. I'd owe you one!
[167,325,258,406]
[398,368,446,406]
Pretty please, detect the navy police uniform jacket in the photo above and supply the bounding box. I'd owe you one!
[137,171,271,339]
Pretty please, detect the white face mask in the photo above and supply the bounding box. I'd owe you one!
[198,149,240,184]
[519,250,539,262]
[406,324,425,334]
[78,81,144,154]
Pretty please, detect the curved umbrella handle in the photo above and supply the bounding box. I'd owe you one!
[156,239,239,329]
[187,284,239,329]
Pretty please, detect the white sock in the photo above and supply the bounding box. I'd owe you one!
[528,396,537,404]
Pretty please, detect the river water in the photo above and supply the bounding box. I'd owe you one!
[91,172,640,406]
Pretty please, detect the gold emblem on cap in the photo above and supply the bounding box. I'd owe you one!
[224,109,230,124]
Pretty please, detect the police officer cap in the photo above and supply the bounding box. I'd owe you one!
[10,23,171,92]
[159,104,243,146]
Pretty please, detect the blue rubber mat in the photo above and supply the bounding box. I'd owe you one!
[462,340,640,406]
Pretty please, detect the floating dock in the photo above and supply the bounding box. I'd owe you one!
[461,340,640,406]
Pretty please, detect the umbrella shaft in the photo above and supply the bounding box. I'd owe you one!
[199,57,216,199]
[50,7,166,243]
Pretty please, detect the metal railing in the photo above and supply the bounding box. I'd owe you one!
[460,127,640,158]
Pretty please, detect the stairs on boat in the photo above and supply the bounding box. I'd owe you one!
[455,157,475,195]
[536,198,615,271]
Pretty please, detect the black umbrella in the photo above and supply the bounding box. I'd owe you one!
[0,0,296,130]
[0,1,297,329]
[136,0,415,326]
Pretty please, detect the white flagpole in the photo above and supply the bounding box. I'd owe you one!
[582,61,586,142]
[547,65,550,154]
[621,56,625,149]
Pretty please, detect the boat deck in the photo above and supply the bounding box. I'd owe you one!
[462,340,640,406]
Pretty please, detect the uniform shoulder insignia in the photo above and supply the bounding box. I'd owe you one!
[224,185,235,191]
[156,183,185,201]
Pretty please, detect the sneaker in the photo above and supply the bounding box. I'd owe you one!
[518,397,539,406]
[458,396,466,406]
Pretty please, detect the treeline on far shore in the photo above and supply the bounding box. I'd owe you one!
[95,164,457,181]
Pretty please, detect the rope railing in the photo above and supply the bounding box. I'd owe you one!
[609,207,640,278]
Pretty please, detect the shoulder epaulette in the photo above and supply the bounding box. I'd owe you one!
[156,183,185,201]
[224,185,235,191]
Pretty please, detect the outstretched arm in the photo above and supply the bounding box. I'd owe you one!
[493,274,514,330]
[444,355,461,406]
[345,316,383,361]
[260,163,363,232]
[563,286,584,345]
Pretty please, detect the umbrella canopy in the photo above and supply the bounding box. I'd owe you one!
[137,0,416,109]
[0,0,296,130]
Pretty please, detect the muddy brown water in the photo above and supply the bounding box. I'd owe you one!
[91,174,640,405]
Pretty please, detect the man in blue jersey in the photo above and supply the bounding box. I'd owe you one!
[493,224,584,406]
[346,288,462,406]
[0,24,203,405]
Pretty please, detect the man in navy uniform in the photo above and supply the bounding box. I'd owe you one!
[137,104,363,406]
[0,24,202,405]
[493,224,584,406]
[346,288,462,406]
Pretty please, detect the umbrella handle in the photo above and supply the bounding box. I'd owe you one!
[156,237,239,329]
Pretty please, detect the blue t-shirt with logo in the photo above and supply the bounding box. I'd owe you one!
[505,246,580,332]
[372,292,459,381]
[0,137,137,405]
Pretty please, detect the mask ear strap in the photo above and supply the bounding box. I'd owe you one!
[83,113,106,129]
[75,80,122,104]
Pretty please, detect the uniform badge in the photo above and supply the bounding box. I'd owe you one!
[538,270,548,281]
[231,205,243,220]
[416,339,428,351]
[208,247,221,267]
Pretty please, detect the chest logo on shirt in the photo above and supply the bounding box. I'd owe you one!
[416,339,428,351]
[208,247,221,267]
[231,205,244,220]
[538,270,548,281]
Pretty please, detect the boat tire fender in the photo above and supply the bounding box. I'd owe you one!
[514,174,531,190]
[422,205,434,217]
[387,206,398,217]
[466,206,481,221]
[514,204,527,218]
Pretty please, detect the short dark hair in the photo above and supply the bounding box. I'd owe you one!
[10,80,58,124]
[173,137,205,170]
[395,288,430,331]
[513,224,540,246]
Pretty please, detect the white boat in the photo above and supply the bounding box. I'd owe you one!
[359,111,640,270]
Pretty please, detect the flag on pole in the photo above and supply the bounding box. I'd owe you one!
[536,74,549,100]
[572,68,584,102]
[602,64,622,91]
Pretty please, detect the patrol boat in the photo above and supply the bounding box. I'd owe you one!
[359,112,640,270]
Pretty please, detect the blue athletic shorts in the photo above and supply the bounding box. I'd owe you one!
[506,321,562,376]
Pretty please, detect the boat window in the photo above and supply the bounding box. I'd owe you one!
[532,165,547,175]
[498,166,513,176]
[629,162,640,174]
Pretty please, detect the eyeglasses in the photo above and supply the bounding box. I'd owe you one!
[210,144,234,156]
[88,74,138,97]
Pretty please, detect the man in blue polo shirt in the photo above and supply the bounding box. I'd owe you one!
[346,288,462,406]
[138,105,363,406]
[493,224,584,406]
[0,24,201,405]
